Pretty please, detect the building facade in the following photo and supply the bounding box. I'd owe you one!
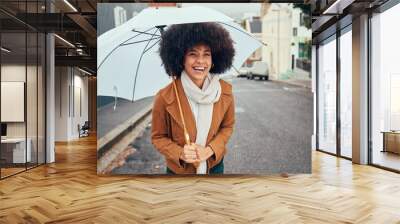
[261,3,311,80]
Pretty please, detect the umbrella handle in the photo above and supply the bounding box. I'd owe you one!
[172,78,190,146]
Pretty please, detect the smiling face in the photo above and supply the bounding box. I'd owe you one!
[183,44,212,88]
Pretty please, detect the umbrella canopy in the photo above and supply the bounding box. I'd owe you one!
[98,6,263,102]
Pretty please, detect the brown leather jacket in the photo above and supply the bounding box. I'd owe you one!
[151,78,235,174]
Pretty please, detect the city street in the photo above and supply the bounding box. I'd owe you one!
[112,77,313,174]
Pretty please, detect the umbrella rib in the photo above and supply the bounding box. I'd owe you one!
[131,29,161,37]
[231,65,240,75]
[122,27,157,44]
[97,26,157,70]
[143,39,161,54]
[217,21,268,46]
[132,28,160,101]
[120,37,160,46]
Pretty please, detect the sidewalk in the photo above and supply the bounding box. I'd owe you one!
[274,68,312,89]
[274,79,312,89]
[97,97,154,139]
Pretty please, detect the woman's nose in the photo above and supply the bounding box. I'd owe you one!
[196,56,206,63]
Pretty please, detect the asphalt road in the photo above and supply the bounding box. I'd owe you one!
[112,77,313,174]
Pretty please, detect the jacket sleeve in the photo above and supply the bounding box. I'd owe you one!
[151,92,185,168]
[207,96,235,168]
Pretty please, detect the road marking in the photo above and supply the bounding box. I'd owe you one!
[283,87,304,91]
[233,89,282,93]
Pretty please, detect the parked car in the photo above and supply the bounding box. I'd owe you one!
[247,61,269,80]
[237,66,250,78]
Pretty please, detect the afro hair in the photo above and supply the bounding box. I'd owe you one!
[159,22,235,78]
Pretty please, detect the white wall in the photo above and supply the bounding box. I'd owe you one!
[1,65,34,137]
[261,5,292,80]
[55,66,68,141]
[55,67,89,141]
[72,73,89,138]
[1,63,46,164]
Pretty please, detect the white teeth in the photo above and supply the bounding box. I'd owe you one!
[193,67,205,71]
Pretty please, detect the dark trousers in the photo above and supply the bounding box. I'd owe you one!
[167,158,224,174]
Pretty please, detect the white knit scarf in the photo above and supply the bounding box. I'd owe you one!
[181,71,221,174]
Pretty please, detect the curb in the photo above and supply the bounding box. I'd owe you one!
[97,103,153,158]
[271,79,312,90]
[97,114,152,174]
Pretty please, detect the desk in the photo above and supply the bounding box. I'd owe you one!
[381,131,400,154]
[1,138,31,163]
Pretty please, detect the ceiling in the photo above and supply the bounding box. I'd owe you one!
[311,0,390,43]
[4,0,391,73]
[0,0,97,74]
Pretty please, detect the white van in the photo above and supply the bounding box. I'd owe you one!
[247,61,269,80]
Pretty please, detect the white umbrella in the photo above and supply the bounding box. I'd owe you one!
[98,5,263,102]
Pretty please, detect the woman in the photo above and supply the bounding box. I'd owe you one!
[151,22,235,174]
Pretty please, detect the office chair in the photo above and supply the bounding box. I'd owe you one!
[79,121,90,138]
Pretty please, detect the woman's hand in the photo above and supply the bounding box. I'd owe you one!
[180,143,199,164]
[180,143,215,168]
[193,144,214,162]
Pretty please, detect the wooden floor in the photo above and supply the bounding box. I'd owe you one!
[1,135,400,223]
[1,167,26,178]
[373,151,400,171]
[1,163,46,178]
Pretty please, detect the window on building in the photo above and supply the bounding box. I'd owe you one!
[339,28,352,158]
[317,36,337,155]
[300,13,304,26]
[371,3,400,171]
[299,43,305,58]
[300,12,311,29]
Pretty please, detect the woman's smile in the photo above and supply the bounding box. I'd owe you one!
[183,44,212,88]
[191,66,208,76]
[193,66,206,72]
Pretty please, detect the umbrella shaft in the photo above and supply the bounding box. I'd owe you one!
[172,78,191,145]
